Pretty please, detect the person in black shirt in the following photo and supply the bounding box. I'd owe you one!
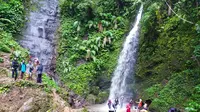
[11,58,19,80]
[36,61,43,83]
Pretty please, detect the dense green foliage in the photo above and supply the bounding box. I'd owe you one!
[57,0,141,102]
[0,0,28,59]
[0,0,26,33]
[43,74,60,93]
[0,84,11,94]
[185,84,200,112]
[135,0,200,111]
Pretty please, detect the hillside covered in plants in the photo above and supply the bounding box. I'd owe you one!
[0,0,200,111]
[135,0,200,111]
[57,0,140,103]
[58,0,200,111]
[0,0,29,60]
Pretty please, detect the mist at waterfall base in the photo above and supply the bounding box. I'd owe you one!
[19,0,58,75]
[108,5,143,110]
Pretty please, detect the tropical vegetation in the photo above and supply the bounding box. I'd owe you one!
[0,0,29,59]
[136,0,200,111]
[0,0,200,111]
[58,0,200,111]
[57,0,139,103]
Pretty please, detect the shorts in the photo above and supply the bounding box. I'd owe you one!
[28,72,32,77]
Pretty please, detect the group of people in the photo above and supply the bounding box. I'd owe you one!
[11,57,43,83]
[135,99,152,112]
[108,98,120,111]
[107,97,151,112]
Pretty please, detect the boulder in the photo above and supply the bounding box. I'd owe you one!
[17,97,34,112]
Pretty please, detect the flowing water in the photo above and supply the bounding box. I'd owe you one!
[109,5,143,106]
[19,0,59,75]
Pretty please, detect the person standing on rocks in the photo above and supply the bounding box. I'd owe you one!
[36,61,43,83]
[20,60,26,79]
[120,96,124,108]
[108,99,112,109]
[11,58,19,80]
[136,99,143,111]
[26,60,34,80]
[112,98,119,111]
[126,102,131,112]
[34,58,39,68]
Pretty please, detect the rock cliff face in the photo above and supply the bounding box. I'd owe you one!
[19,0,60,83]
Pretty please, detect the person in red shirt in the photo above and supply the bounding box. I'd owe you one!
[126,103,131,112]
[136,99,143,111]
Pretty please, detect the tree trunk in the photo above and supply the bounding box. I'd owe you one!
[98,22,103,32]
[196,0,199,7]
[87,7,94,20]
[168,0,172,16]
[116,0,124,9]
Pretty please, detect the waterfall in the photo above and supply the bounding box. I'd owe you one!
[19,0,59,73]
[109,5,143,103]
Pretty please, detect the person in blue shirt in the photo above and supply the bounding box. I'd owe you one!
[20,60,26,79]
[36,61,43,83]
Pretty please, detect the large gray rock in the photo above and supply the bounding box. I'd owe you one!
[17,97,34,112]
[17,94,50,112]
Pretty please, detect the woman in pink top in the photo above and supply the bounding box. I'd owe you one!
[126,103,131,112]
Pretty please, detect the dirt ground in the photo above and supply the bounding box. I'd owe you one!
[0,87,50,112]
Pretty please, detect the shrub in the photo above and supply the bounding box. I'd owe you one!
[185,84,200,112]
[15,80,36,87]
[42,74,60,93]
[0,84,11,94]
[0,57,4,63]
[0,43,11,53]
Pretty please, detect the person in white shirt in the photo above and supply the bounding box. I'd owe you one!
[26,60,34,80]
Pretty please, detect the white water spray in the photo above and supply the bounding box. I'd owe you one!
[109,5,143,104]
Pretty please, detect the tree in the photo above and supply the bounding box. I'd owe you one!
[167,0,172,16]
[116,0,124,9]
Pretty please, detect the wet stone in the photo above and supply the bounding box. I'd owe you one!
[20,0,59,73]
[45,34,53,42]
[38,27,44,38]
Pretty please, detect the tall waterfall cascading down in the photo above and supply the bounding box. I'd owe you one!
[20,0,59,74]
[109,5,143,103]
